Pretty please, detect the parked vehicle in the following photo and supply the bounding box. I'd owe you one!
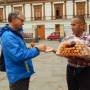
[47,32,60,40]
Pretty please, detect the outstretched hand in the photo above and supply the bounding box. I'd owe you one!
[36,45,55,53]
[45,46,55,52]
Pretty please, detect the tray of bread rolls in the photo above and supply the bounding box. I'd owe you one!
[57,41,90,58]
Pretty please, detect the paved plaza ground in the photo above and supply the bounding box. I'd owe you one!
[0,40,68,90]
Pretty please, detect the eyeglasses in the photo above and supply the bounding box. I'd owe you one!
[17,17,24,22]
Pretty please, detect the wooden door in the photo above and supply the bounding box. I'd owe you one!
[37,25,45,40]
[55,24,60,32]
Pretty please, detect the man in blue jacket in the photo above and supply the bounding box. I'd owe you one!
[0,12,49,90]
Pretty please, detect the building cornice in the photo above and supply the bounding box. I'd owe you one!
[0,0,67,5]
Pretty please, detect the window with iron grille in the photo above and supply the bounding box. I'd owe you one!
[13,6,22,14]
[76,2,85,17]
[34,5,42,20]
[54,3,63,19]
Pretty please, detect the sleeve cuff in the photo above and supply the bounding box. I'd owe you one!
[35,47,40,53]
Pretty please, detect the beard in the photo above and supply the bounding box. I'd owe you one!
[72,29,83,37]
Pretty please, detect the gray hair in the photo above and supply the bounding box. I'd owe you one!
[8,12,19,23]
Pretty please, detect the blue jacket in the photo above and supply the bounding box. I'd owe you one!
[1,25,40,84]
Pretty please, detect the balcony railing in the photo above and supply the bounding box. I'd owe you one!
[0,0,65,4]
[0,14,90,23]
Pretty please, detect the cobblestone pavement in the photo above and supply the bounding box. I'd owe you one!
[0,40,68,90]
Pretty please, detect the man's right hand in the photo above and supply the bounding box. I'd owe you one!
[36,44,46,52]
[36,44,54,52]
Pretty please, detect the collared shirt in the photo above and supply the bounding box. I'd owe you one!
[64,33,90,46]
[64,33,90,67]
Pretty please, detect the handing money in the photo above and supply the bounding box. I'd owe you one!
[29,42,54,52]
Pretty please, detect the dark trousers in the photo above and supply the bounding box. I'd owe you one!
[66,64,90,90]
[9,78,30,90]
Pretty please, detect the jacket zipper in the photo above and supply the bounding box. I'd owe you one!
[25,61,30,72]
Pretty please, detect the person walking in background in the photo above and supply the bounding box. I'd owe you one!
[0,12,53,90]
